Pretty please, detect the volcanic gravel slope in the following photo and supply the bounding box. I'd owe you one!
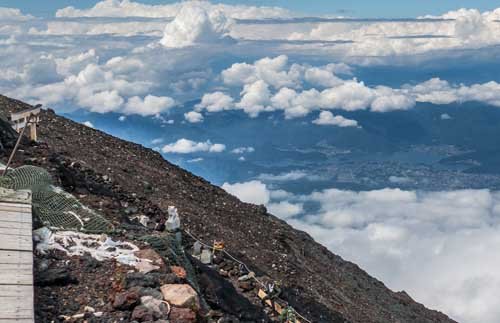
[0,95,456,323]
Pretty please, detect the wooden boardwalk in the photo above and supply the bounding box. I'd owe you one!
[0,188,34,323]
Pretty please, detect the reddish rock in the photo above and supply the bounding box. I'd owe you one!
[170,266,187,279]
[131,305,154,322]
[160,284,200,310]
[169,307,196,323]
[112,290,139,310]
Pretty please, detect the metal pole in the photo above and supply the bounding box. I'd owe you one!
[2,114,33,177]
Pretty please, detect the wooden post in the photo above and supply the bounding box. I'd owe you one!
[29,119,37,142]
[8,106,41,142]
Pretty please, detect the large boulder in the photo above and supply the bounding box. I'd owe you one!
[160,284,200,310]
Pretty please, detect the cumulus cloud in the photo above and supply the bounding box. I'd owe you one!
[55,50,99,77]
[0,7,32,21]
[184,111,204,123]
[267,201,303,219]
[124,95,175,116]
[222,55,301,89]
[200,56,500,120]
[312,111,359,127]
[160,3,233,48]
[162,138,225,154]
[78,90,124,113]
[195,92,234,112]
[222,180,270,205]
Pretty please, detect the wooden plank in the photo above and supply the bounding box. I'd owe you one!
[0,203,32,213]
[0,227,32,237]
[0,285,33,297]
[0,211,32,224]
[0,234,32,251]
[0,221,32,230]
[0,195,34,322]
[0,250,33,265]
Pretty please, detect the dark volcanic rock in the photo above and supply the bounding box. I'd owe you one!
[113,290,140,310]
[193,257,266,321]
[34,268,77,287]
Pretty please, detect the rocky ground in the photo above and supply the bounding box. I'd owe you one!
[0,95,456,323]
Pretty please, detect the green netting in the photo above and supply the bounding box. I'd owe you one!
[0,165,113,233]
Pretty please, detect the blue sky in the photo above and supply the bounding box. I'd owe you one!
[1,0,498,18]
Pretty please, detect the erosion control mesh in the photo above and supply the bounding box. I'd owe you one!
[0,165,113,232]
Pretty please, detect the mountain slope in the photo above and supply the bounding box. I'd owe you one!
[0,95,455,323]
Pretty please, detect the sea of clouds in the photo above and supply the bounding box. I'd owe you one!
[222,180,500,323]
[2,1,500,322]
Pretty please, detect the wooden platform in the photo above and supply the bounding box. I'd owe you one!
[0,189,34,322]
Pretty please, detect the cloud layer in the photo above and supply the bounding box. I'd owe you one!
[56,0,293,19]
[222,180,500,323]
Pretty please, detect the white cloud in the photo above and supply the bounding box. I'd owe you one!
[118,115,126,122]
[222,180,270,205]
[195,91,234,112]
[285,188,500,323]
[231,146,255,154]
[0,7,32,21]
[184,111,204,123]
[258,170,309,181]
[312,111,359,127]
[287,8,500,57]
[187,157,204,163]
[29,20,165,37]
[56,0,293,20]
[83,121,94,128]
[236,80,271,117]
[151,138,163,145]
[55,49,98,77]
[441,113,452,120]
[161,138,225,154]
[78,90,124,113]
[222,55,301,89]
[160,3,233,48]
[22,58,62,85]
[205,56,500,120]
[267,201,303,219]
[124,95,175,116]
